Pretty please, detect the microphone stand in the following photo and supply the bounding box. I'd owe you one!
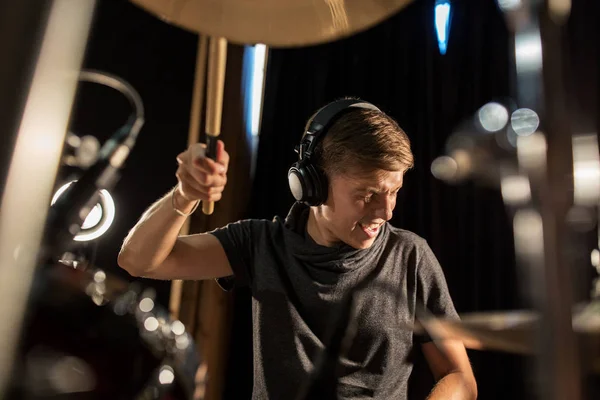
[41,70,145,263]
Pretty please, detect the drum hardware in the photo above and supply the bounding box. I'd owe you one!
[10,262,205,400]
[430,101,523,187]
[42,69,145,263]
[429,1,596,398]
[414,304,600,372]
[62,132,101,169]
[0,2,98,395]
[57,250,91,270]
[0,46,204,397]
[416,309,537,355]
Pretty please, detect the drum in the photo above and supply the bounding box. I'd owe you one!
[8,262,205,400]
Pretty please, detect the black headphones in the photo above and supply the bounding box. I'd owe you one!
[287,98,381,206]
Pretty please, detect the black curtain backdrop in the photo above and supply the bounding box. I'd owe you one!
[226,0,599,399]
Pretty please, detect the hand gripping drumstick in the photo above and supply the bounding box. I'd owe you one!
[203,37,227,215]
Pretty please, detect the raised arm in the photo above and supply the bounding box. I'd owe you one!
[117,140,232,280]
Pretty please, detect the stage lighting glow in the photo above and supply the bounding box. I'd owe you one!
[478,102,509,132]
[435,0,452,55]
[511,108,539,136]
[51,181,115,241]
[251,44,267,137]
[497,0,522,11]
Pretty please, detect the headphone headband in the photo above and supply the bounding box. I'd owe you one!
[296,99,380,162]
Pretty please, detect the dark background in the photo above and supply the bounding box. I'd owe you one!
[11,0,599,398]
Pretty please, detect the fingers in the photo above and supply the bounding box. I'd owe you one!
[186,160,227,187]
[216,139,230,169]
[176,151,188,165]
[193,156,226,175]
[176,166,224,202]
[190,140,229,175]
[175,141,230,203]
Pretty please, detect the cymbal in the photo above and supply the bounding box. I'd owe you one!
[415,306,600,373]
[415,310,538,355]
[129,0,414,47]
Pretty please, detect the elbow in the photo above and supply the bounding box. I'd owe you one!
[117,249,145,277]
[117,247,164,278]
[464,374,478,400]
[439,371,477,400]
[468,385,477,400]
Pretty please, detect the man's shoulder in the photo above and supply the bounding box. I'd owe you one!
[215,215,285,238]
[385,224,429,249]
[246,215,286,230]
[228,216,279,227]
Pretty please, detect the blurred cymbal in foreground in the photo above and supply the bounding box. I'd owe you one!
[416,310,537,355]
[415,304,600,373]
[129,0,413,47]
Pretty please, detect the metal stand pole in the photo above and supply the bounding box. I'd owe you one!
[500,0,581,398]
[0,0,96,396]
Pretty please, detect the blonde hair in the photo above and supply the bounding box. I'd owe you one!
[312,107,414,178]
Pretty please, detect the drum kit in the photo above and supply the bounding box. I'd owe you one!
[0,0,596,399]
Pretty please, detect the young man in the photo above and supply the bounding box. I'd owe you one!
[118,99,477,399]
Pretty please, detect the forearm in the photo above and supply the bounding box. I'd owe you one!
[118,186,197,275]
[426,372,477,400]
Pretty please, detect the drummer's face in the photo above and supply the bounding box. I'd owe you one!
[316,167,404,249]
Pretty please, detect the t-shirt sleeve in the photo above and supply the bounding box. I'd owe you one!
[415,241,459,343]
[209,219,259,291]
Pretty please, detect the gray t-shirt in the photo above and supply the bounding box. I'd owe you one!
[211,202,458,399]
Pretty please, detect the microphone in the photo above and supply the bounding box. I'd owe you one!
[62,131,100,169]
[42,70,144,261]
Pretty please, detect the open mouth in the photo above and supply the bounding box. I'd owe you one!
[359,222,381,238]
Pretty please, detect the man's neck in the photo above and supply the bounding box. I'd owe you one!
[306,207,336,247]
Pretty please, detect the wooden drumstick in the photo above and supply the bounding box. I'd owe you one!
[203,37,227,215]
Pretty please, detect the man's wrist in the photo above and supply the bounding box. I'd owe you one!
[172,185,199,215]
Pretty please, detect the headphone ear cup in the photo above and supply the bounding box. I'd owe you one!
[289,160,327,206]
[288,163,308,202]
[304,164,328,206]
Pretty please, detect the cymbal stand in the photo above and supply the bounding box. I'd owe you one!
[498,0,582,399]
